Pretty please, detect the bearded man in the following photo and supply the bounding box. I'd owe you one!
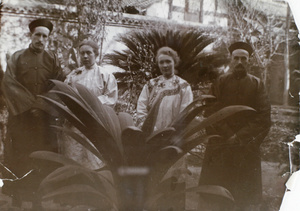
[2,18,64,208]
[199,41,271,211]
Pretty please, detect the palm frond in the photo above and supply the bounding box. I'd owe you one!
[104,28,225,86]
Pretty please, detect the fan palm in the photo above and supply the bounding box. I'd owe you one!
[104,28,228,86]
[30,80,255,210]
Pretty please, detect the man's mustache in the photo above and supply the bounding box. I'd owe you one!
[234,63,246,70]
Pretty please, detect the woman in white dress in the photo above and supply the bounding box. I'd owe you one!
[137,46,193,131]
[63,39,118,169]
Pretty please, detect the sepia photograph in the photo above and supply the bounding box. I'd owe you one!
[0,0,299,210]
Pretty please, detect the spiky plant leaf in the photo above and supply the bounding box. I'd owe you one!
[30,151,80,166]
[182,134,220,153]
[183,105,256,139]
[39,165,116,200]
[118,112,135,131]
[38,94,87,133]
[50,125,103,161]
[47,90,121,166]
[45,81,124,167]
[146,127,175,145]
[187,185,234,202]
[145,105,255,184]
[35,80,256,210]
[121,126,145,165]
[42,184,116,210]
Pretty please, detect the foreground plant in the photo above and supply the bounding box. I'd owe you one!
[30,80,255,210]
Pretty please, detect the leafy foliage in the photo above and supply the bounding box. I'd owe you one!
[106,28,228,115]
[105,28,227,85]
[220,0,299,83]
[30,80,256,210]
[49,0,123,74]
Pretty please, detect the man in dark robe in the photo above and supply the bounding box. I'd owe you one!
[1,18,65,208]
[199,41,271,211]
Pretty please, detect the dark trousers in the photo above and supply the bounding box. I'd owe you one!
[3,109,59,204]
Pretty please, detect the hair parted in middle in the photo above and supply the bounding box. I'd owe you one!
[79,39,100,56]
[156,46,180,67]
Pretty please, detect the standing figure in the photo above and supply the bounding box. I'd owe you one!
[63,39,118,169]
[137,46,193,130]
[1,19,65,207]
[199,41,271,211]
[137,46,193,211]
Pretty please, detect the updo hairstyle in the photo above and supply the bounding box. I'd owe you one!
[156,46,180,67]
[79,39,100,57]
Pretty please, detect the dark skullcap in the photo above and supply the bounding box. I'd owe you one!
[228,41,253,56]
[29,19,53,33]
[79,40,99,56]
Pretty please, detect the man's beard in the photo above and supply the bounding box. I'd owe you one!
[232,63,247,78]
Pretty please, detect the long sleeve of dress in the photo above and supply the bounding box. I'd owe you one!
[97,73,118,107]
[179,85,193,112]
[136,84,150,125]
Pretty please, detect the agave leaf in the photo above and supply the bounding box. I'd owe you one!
[147,145,183,181]
[146,127,175,144]
[51,125,103,161]
[49,90,102,128]
[50,80,106,128]
[154,176,177,194]
[40,165,96,188]
[121,126,146,165]
[96,170,115,186]
[42,184,116,210]
[181,134,220,154]
[73,83,107,127]
[171,97,204,121]
[141,94,163,136]
[45,90,122,166]
[50,80,81,101]
[145,127,176,162]
[144,176,177,209]
[40,165,115,198]
[103,105,123,154]
[74,82,115,132]
[159,145,183,155]
[118,112,135,131]
[122,126,144,146]
[187,185,234,202]
[147,134,216,187]
[55,83,124,162]
[38,95,86,133]
[30,151,80,166]
[171,102,205,131]
[183,105,255,140]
